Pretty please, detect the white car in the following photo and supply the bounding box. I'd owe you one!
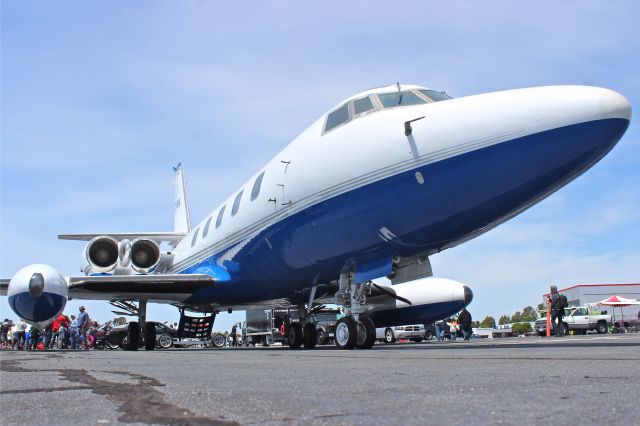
[376,325,426,343]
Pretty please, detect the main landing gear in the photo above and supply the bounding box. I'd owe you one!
[287,314,318,349]
[333,272,377,350]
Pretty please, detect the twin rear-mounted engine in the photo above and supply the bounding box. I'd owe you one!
[83,236,162,275]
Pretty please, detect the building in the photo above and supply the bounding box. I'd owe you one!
[543,283,640,322]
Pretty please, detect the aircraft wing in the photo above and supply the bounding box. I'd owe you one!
[66,274,215,303]
[58,232,186,243]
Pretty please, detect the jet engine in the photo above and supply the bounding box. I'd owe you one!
[7,264,68,327]
[366,277,473,327]
[130,238,161,273]
[83,236,119,274]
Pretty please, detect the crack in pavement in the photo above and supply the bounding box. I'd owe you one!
[1,359,240,425]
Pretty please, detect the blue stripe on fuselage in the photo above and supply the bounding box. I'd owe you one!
[183,118,629,305]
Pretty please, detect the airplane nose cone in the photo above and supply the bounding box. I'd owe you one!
[588,86,632,122]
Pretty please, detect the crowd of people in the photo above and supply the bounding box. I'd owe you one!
[434,308,473,341]
[0,306,99,351]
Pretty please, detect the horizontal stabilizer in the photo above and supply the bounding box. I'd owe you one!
[58,232,186,243]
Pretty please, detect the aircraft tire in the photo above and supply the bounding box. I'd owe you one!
[303,323,317,348]
[124,322,139,351]
[334,317,357,350]
[288,323,303,348]
[356,316,376,349]
[144,323,156,351]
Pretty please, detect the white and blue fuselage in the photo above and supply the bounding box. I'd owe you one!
[171,85,630,306]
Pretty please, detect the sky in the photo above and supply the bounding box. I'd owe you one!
[1,1,639,331]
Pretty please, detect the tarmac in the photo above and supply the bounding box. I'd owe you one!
[1,333,639,425]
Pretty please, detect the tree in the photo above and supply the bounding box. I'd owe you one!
[511,311,522,322]
[480,316,495,328]
[537,303,544,311]
[521,306,537,322]
[512,322,532,334]
[498,315,510,325]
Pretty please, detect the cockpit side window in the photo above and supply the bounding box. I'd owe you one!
[324,103,350,133]
[377,91,426,108]
[418,89,452,102]
[191,227,200,247]
[202,216,213,238]
[353,96,375,116]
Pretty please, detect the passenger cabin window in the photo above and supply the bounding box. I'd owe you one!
[377,91,426,108]
[191,227,200,247]
[231,190,243,216]
[324,103,350,133]
[251,172,265,201]
[419,89,452,102]
[353,96,375,116]
[202,216,213,238]
[215,205,226,228]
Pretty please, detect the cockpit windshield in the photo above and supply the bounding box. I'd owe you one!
[418,89,452,102]
[377,91,427,108]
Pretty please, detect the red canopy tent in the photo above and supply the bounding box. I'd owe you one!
[596,296,640,331]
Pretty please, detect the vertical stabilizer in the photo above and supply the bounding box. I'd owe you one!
[173,162,191,234]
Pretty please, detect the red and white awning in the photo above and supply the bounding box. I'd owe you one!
[597,295,640,307]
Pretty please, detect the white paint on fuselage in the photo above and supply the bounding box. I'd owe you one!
[171,85,631,272]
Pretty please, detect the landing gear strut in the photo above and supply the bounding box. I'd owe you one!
[333,272,377,350]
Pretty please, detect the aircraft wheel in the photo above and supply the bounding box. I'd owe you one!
[356,316,376,349]
[124,322,139,351]
[288,323,303,348]
[384,328,396,344]
[334,317,357,350]
[303,323,317,348]
[144,323,156,351]
[157,333,172,349]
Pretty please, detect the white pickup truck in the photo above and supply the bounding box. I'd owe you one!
[534,306,612,336]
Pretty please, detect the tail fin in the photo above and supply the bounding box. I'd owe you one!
[173,162,191,234]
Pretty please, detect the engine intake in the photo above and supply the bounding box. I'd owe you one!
[85,236,119,273]
[130,238,160,273]
[7,264,68,327]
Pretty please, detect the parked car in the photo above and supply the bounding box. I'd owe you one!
[376,324,426,343]
[315,310,340,345]
[534,306,611,336]
[106,321,178,349]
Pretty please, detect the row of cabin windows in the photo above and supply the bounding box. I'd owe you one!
[324,89,451,134]
[191,171,266,247]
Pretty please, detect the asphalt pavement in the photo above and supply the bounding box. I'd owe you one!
[1,334,639,425]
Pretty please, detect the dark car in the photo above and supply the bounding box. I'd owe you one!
[105,321,178,349]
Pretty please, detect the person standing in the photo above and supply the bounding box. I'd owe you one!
[448,318,458,342]
[1,319,10,349]
[230,324,238,348]
[435,318,446,341]
[550,285,564,336]
[77,306,90,341]
[458,308,473,341]
[14,319,27,350]
[69,316,79,350]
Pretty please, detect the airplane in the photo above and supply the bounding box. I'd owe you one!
[1,83,631,350]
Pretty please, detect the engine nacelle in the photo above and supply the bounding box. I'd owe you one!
[83,236,119,274]
[7,264,68,327]
[130,238,161,273]
[367,277,473,328]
